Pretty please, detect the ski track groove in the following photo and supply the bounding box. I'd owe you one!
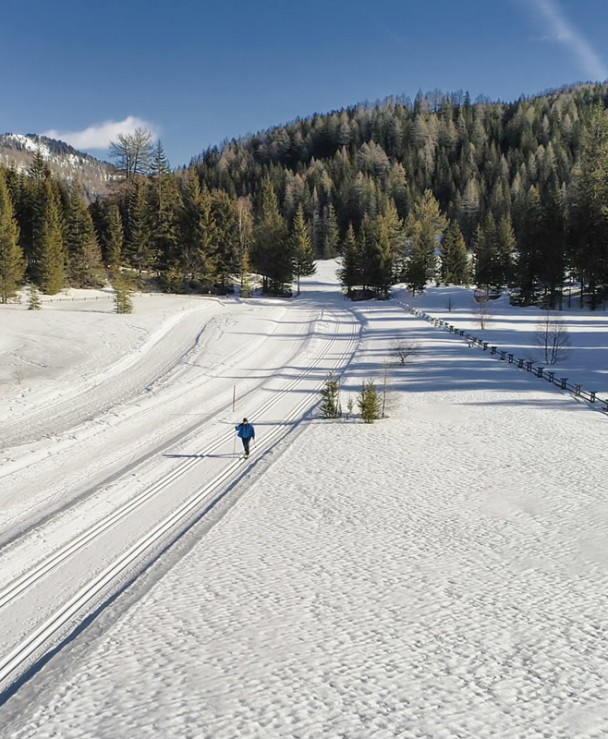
[0,305,294,543]
[0,304,361,694]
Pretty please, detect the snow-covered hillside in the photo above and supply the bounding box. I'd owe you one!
[0,133,115,197]
[1,263,607,738]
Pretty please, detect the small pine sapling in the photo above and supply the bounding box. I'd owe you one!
[358,380,381,423]
[113,276,134,314]
[320,373,341,418]
[27,284,42,310]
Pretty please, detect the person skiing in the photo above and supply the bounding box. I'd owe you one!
[235,417,255,458]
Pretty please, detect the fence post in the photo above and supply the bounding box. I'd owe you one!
[547,371,554,383]
[508,354,514,363]
[575,384,581,396]
[536,367,543,378]
[518,358,524,368]
[560,378,567,389]
[500,351,507,361]
[491,346,497,355]
[589,391,596,403]
[483,342,488,350]
[526,361,533,372]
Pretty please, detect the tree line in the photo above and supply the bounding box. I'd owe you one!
[193,82,608,308]
[2,82,608,306]
[0,134,316,302]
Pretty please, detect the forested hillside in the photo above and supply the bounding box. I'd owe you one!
[1,83,608,307]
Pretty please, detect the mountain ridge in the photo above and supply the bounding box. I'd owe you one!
[0,133,117,199]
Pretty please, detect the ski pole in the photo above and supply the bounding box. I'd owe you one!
[233,432,237,458]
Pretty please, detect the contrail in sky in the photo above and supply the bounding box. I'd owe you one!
[529,0,608,80]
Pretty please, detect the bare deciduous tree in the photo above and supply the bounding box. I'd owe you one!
[476,295,493,330]
[534,311,571,365]
[392,340,418,365]
[109,128,154,182]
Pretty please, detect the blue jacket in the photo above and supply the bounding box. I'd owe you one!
[236,422,255,439]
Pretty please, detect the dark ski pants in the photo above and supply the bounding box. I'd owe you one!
[241,437,251,455]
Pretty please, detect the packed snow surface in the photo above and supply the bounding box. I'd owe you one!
[1,264,608,738]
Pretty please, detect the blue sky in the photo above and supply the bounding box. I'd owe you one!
[1,0,607,167]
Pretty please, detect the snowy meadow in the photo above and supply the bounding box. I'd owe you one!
[1,261,608,738]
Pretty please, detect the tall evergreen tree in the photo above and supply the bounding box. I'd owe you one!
[517,186,544,303]
[568,106,608,308]
[212,190,242,291]
[495,214,517,287]
[402,190,446,294]
[291,204,316,295]
[251,179,291,293]
[31,179,66,294]
[0,170,26,303]
[105,204,124,275]
[64,187,104,287]
[124,180,154,277]
[439,220,470,285]
[339,223,362,295]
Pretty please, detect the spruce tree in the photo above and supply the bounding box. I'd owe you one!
[568,106,608,308]
[65,187,104,287]
[0,170,26,303]
[124,180,153,279]
[212,190,241,292]
[339,223,362,295]
[251,179,291,293]
[440,221,470,285]
[291,204,316,295]
[105,205,124,276]
[474,214,500,289]
[495,214,516,287]
[179,169,218,289]
[323,203,340,258]
[31,179,66,295]
[237,197,253,294]
[403,191,446,294]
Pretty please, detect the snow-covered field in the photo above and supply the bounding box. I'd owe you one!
[1,263,608,738]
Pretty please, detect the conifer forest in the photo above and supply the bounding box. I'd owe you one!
[2,82,608,308]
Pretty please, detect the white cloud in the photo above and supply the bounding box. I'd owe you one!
[529,0,608,81]
[42,116,160,150]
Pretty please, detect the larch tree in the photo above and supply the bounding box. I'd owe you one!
[109,128,154,182]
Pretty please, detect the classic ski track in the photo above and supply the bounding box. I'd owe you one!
[0,302,235,449]
[0,302,313,545]
[0,304,361,692]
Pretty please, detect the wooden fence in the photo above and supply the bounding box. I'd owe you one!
[407,306,608,415]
